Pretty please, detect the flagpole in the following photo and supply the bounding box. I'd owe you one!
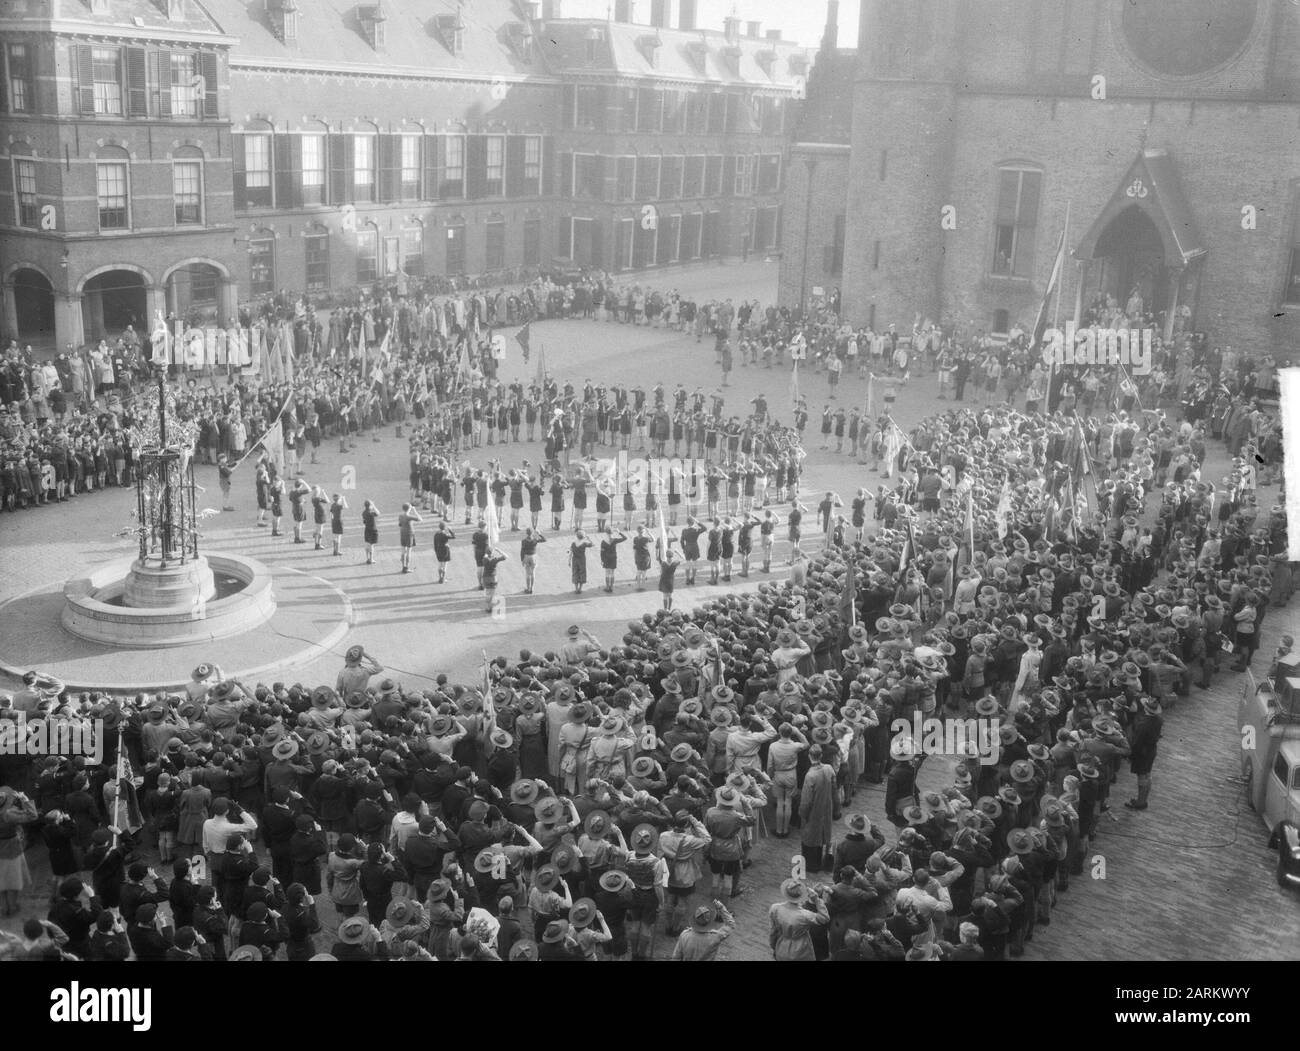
[111,726,125,849]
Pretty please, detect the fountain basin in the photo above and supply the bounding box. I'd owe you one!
[62,553,275,648]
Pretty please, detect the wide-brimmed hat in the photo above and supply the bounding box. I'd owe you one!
[710,707,734,727]
[386,898,418,925]
[336,916,370,944]
[551,843,580,875]
[669,743,694,763]
[1006,828,1034,855]
[510,779,540,806]
[271,738,299,761]
[1009,759,1035,783]
[780,878,808,901]
[584,810,611,838]
[305,731,331,756]
[997,786,1021,806]
[426,878,452,902]
[598,870,632,893]
[474,847,504,874]
[532,865,561,891]
[714,787,742,810]
[630,823,659,851]
[228,944,263,961]
[630,756,657,778]
[534,795,565,823]
[976,796,1002,820]
[569,898,598,929]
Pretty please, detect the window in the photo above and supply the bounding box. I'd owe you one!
[683,155,704,198]
[658,214,679,264]
[759,96,784,135]
[662,89,684,133]
[637,88,662,133]
[686,93,708,134]
[443,135,465,198]
[615,217,633,269]
[402,225,424,277]
[633,218,656,268]
[305,231,329,291]
[445,222,465,273]
[302,134,325,205]
[825,214,845,276]
[992,168,1041,277]
[681,212,702,260]
[190,267,217,305]
[523,216,541,265]
[620,87,638,133]
[7,44,33,112]
[704,155,723,197]
[173,159,202,224]
[701,210,720,256]
[485,136,504,197]
[354,135,374,201]
[615,157,636,202]
[574,85,604,130]
[240,133,272,207]
[356,228,378,284]
[635,155,660,201]
[92,48,122,115]
[96,161,129,230]
[14,158,38,228]
[517,136,542,197]
[660,156,683,200]
[400,135,421,201]
[574,153,603,199]
[485,218,505,270]
[755,154,781,194]
[992,309,1009,335]
[706,94,726,135]
[753,205,778,251]
[169,52,200,117]
[733,155,750,196]
[249,236,275,295]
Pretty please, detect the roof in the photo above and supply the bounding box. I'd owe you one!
[792,47,854,143]
[538,18,811,89]
[1075,149,1207,267]
[204,0,551,80]
[42,0,228,37]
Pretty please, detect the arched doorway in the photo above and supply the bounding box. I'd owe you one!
[1092,205,1168,320]
[12,267,55,345]
[82,269,147,341]
[166,262,223,324]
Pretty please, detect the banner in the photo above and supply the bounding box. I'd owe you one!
[515,322,531,357]
[995,481,1013,539]
[486,486,501,550]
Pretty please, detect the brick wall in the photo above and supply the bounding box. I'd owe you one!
[777,144,848,308]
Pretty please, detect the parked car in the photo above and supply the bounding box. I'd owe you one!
[1238,653,1300,888]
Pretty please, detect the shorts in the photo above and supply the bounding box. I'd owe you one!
[708,858,740,877]
[625,887,660,924]
[668,883,695,902]
[922,498,940,512]
[523,555,537,569]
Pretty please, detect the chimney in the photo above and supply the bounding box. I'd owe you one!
[540,0,561,17]
[677,0,696,32]
[723,15,740,41]
[649,0,673,29]
[523,0,540,18]
[614,0,637,23]
[821,0,838,51]
[746,20,760,39]
[765,28,781,41]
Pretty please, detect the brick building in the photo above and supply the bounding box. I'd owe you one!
[0,0,809,352]
[780,0,1300,358]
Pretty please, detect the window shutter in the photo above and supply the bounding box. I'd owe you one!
[125,48,148,117]
[75,45,95,115]
[200,51,218,118]
[275,134,299,208]
[561,83,575,128]
[505,135,524,198]
[232,134,247,204]
[543,135,555,195]
[328,134,352,205]
[722,155,735,197]
[152,50,172,117]
[378,134,399,203]
[425,134,443,200]
[465,135,486,200]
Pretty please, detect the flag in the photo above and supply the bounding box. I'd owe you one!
[995,481,1013,539]
[515,322,531,357]
[1075,416,1092,477]
[486,486,501,550]
[112,738,143,837]
[865,372,875,418]
[898,519,916,574]
[1031,221,1068,351]
[789,361,800,408]
[657,502,669,561]
[261,419,285,474]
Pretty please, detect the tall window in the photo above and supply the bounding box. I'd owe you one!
[400,135,421,200]
[96,161,129,229]
[172,159,202,224]
[660,156,683,200]
[190,268,217,305]
[992,167,1041,277]
[402,224,424,277]
[704,155,722,197]
[662,89,684,133]
[13,158,38,228]
[92,48,122,115]
[615,157,636,202]
[574,85,604,130]
[443,136,465,198]
[249,236,275,295]
[485,136,504,197]
[169,53,200,117]
[635,156,660,201]
[302,134,325,205]
[682,155,704,198]
[445,222,465,273]
[658,214,679,264]
[485,218,505,270]
[522,136,542,196]
[7,44,33,112]
[574,154,602,199]
[681,212,702,260]
[243,133,272,206]
[354,135,374,201]
[755,154,781,194]
[356,228,378,284]
[523,215,541,265]
[305,230,329,291]
[637,88,662,132]
[733,155,751,196]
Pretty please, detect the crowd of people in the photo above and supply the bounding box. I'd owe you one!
[1,357,1293,959]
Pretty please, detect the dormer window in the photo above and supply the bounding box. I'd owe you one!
[720,44,742,76]
[271,0,299,45]
[163,0,185,20]
[755,49,776,76]
[360,2,387,49]
[584,26,601,65]
[89,0,109,14]
[506,21,534,59]
[637,33,661,67]
[437,12,466,55]
[788,53,808,77]
[685,38,709,75]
